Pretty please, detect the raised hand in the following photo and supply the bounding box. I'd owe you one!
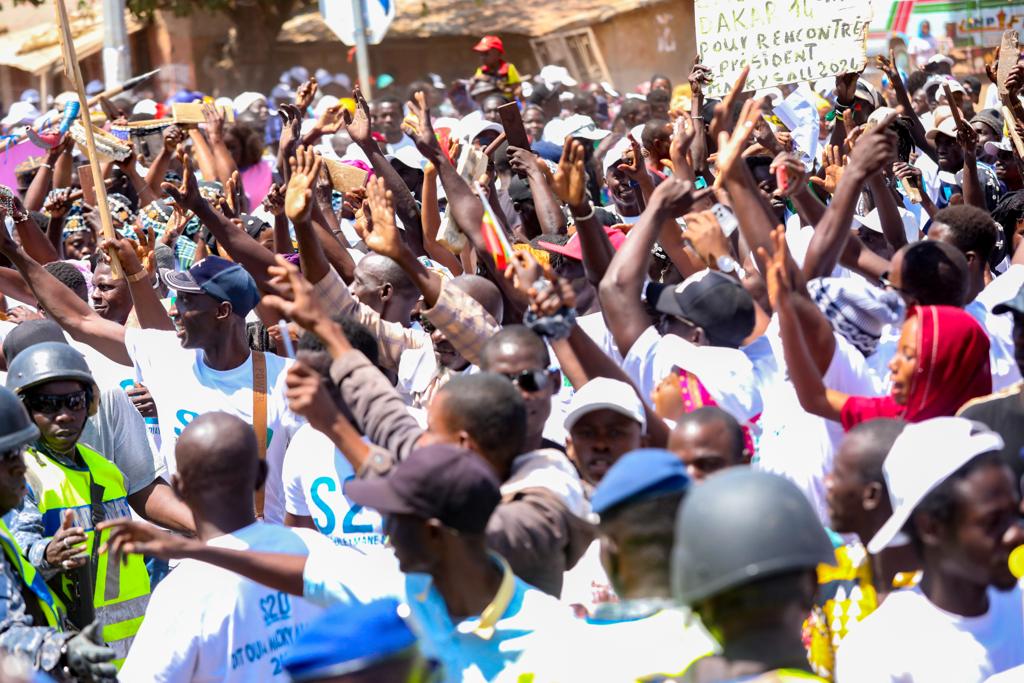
[43,188,74,219]
[876,49,898,83]
[316,101,346,135]
[848,109,899,175]
[504,250,545,299]
[295,77,318,111]
[667,111,697,174]
[682,210,731,267]
[201,102,226,143]
[709,65,750,140]
[540,138,588,209]
[363,175,408,261]
[262,254,330,331]
[769,152,807,198]
[162,124,186,154]
[809,144,847,195]
[714,97,764,183]
[222,170,243,219]
[131,220,158,273]
[285,145,322,224]
[159,204,192,248]
[100,236,147,277]
[404,90,441,159]
[161,145,208,214]
[688,56,713,101]
[893,160,923,189]
[834,70,861,106]
[986,46,1001,86]
[652,176,708,216]
[343,85,372,145]
[617,135,651,184]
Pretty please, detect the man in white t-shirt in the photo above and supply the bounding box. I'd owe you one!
[118,412,323,683]
[0,238,302,524]
[836,418,1024,682]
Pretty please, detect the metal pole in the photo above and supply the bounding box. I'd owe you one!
[101,0,131,88]
[352,0,372,99]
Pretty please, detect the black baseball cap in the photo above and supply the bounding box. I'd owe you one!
[161,255,260,318]
[346,444,501,534]
[646,270,755,348]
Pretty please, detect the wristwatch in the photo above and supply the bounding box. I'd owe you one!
[716,255,746,279]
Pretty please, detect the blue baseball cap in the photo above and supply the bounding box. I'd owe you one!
[282,598,417,681]
[591,448,691,518]
[161,256,260,317]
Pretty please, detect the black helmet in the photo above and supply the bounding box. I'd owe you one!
[672,468,834,606]
[5,342,99,417]
[0,386,39,452]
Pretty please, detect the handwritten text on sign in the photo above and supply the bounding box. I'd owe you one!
[695,0,873,97]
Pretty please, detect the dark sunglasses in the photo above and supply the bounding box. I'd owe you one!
[24,390,89,414]
[503,368,557,393]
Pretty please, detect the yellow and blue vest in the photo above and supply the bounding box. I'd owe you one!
[26,443,150,667]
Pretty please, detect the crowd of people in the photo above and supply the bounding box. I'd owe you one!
[0,27,1021,682]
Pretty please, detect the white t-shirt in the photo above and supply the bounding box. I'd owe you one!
[966,299,1022,392]
[281,423,385,549]
[119,523,325,683]
[124,328,303,523]
[836,583,1024,682]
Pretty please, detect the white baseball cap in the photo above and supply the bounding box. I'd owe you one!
[1,101,41,127]
[538,65,578,89]
[563,378,646,432]
[456,111,502,144]
[853,207,920,245]
[602,136,634,176]
[867,417,1004,554]
[925,115,959,143]
[563,114,611,141]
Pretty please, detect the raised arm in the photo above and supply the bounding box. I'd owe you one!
[804,112,898,279]
[345,87,425,256]
[22,137,70,212]
[763,228,847,421]
[162,150,276,290]
[600,177,707,357]
[877,52,935,161]
[0,220,129,364]
[9,196,60,265]
[507,146,568,237]
[144,125,186,192]
[201,103,239,187]
[104,232,173,331]
[420,160,463,274]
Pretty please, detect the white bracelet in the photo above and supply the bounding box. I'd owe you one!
[572,203,596,221]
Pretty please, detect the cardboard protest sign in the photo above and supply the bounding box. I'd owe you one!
[695,0,873,97]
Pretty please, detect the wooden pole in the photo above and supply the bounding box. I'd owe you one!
[54,0,123,278]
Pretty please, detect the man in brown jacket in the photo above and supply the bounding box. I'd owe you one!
[268,261,594,595]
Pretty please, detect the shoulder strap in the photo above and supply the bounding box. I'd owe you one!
[252,351,268,517]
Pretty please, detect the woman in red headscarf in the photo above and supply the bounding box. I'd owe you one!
[781,301,992,430]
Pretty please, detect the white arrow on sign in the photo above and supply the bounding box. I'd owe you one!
[319,0,395,46]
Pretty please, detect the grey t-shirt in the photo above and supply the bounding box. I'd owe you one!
[78,387,159,495]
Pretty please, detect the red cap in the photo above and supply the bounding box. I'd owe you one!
[473,35,505,53]
[537,225,627,261]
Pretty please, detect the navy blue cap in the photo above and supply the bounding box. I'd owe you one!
[161,255,260,317]
[531,140,563,164]
[591,448,690,517]
[283,598,417,681]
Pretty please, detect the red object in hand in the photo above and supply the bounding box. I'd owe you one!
[776,166,789,194]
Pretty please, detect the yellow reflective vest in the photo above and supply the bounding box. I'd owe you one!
[0,518,65,629]
[25,444,150,667]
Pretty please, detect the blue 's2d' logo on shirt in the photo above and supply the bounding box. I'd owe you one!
[309,475,374,536]
[260,591,292,627]
[173,408,273,443]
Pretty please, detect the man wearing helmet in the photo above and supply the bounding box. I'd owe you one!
[4,343,151,669]
[673,468,834,682]
[0,384,116,681]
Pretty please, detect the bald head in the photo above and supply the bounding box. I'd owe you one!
[837,418,906,484]
[175,412,259,497]
[358,254,417,297]
[450,274,504,322]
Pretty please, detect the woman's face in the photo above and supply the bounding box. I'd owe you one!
[888,315,920,405]
[63,230,96,261]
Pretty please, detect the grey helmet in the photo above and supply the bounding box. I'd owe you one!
[6,342,100,416]
[672,468,834,606]
[0,386,39,452]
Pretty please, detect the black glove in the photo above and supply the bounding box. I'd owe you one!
[65,622,117,683]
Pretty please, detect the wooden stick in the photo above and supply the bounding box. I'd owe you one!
[54,0,123,278]
[1002,105,1024,159]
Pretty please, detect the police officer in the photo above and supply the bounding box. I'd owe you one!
[0,384,116,681]
[5,342,150,668]
[673,468,835,683]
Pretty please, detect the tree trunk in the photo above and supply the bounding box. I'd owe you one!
[226,0,297,92]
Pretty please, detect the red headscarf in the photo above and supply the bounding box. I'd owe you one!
[840,305,992,430]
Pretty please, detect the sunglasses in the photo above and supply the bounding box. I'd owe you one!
[502,368,557,393]
[24,390,89,414]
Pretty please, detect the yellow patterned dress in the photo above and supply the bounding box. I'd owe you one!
[802,543,918,680]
